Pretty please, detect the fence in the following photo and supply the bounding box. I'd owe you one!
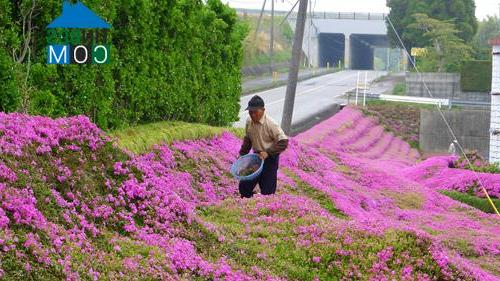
[235,9,386,21]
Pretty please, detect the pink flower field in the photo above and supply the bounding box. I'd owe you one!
[0,108,498,280]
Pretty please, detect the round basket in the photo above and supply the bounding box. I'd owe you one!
[230,154,264,181]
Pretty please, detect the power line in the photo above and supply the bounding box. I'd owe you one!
[279,0,300,26]
[386,16,500,216]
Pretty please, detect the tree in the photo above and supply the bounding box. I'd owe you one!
[409,13,472,72]
[387,0,477,50]
[472,16,500,60]
[0,0,247,129]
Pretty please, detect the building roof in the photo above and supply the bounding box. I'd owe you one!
[488,37,500,46]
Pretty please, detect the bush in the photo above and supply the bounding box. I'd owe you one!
[0,49,19,112]
[440,190,500,214]
[453,150,500,174]
[460,60,491,92]
[0,0,248,130]
[392,83,406,96]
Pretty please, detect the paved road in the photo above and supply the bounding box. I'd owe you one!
[234,70,388,128]
[242,67,335,94]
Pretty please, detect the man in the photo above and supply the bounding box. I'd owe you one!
[238,95,289,198]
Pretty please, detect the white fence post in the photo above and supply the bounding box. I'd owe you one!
[363,72,368,107]
[355,72,360,106]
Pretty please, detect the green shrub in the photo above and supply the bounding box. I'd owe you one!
[0,48,19,112]
[0,0,247,129]
[453,150,500,173]
[440,190,500,214]
[392,83,406,96]
[460,60,491,92]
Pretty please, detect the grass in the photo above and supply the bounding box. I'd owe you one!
[1,141,173,280]
[381,190,425,210]
[360,101,422,151]
[2,115,489,279]
[239,15,294,67]
[365,99,440,110]
[392,83,406,96]
[196,198,463,280]
[459,163,500,174]
[440,190,500,214]
[110,121,245,154]
[282,170,347,219]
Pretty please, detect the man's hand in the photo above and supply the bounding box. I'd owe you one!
[258,151,269,160]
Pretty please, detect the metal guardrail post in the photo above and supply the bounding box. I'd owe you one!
[355,72,360,106]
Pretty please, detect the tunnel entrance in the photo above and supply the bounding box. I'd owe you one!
[318,33,345,68]
[350,34,389,70]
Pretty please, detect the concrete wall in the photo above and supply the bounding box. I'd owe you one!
[311,18,387,35]
[420,109,491,159]
[406,73,491,102]
[406,73,461,99]
[455,92,491,102]
[303,17,320,67]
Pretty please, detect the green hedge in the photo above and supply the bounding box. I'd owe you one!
[440,190,500,214]
[460,60,491,92]
[0,0,247,129]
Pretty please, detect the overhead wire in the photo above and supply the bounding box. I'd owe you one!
[386,16,500,216]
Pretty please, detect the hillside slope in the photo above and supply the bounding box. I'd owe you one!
[0,108,498,280]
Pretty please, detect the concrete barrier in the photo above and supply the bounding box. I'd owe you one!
[406,73,491,103]
[419,109,491,159]
[454,91,491,103]
[406,73,461,99]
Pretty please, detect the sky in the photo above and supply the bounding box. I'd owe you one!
[222,0,500,20]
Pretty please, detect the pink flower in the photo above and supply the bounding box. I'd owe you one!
[0,162,17,182]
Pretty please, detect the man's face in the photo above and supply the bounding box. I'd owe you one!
[249,108,265,123]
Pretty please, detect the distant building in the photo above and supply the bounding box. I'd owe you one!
[488,37,500,164]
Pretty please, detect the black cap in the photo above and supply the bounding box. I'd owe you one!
[245,95,265,111]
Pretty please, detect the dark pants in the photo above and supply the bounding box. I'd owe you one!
[239,154,280,198]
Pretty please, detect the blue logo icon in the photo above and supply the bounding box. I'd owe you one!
[46,1,111,65]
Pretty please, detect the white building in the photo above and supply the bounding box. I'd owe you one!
[489,37,500,164]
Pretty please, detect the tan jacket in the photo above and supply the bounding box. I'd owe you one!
[239,113,289,156]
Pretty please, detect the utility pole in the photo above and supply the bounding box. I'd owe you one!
[254,0,267,43]
[281,0,308,135]
[270,0,275,73]
[308,0,311,68]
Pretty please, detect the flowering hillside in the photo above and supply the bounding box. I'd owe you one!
[0,108,498,280]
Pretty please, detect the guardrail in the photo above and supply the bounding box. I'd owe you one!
[309,12,386,20]
[235,9,386,21]
[347,93,493,109]
[378,95,450,108]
